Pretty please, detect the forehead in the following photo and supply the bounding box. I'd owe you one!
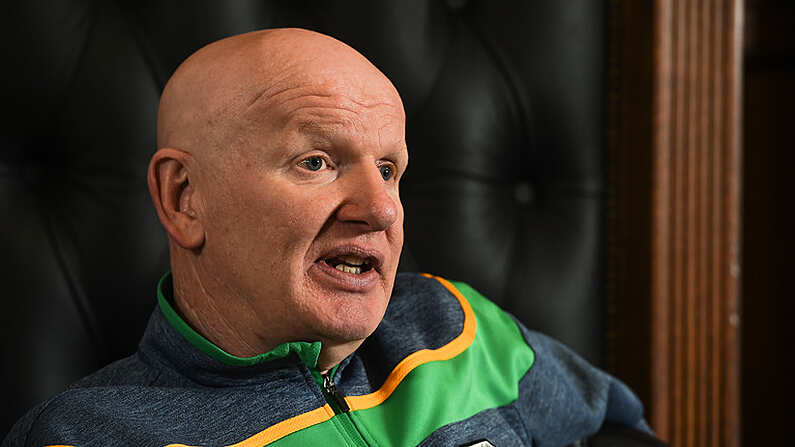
[245,79,406,148]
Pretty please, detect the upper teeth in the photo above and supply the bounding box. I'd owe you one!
[338,255,365,266]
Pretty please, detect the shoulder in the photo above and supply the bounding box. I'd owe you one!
[505,312,651,441]
[390,273,520,329]
[68,353,159,388]
[2,354,158,447]
[389,274,649,442]
[387,273,530,353]
[354,274,532,394]
[382,273,535,370]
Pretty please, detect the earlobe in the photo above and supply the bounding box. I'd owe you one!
[147,148,205,249]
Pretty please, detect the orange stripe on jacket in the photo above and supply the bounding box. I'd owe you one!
[161,274,473,447]
[345,274,477,411]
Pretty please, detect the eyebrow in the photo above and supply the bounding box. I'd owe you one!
[389,142,410,166]
[293,119,408,166]
[295,120,340,138]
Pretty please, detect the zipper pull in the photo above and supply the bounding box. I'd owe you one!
[322,372,350,413]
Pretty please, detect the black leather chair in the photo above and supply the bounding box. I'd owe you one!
[1,1,663,444]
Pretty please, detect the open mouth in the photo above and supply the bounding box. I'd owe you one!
[311,246,384,291]
[323,255,374,275]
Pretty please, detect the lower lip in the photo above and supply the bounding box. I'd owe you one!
[309,261,381,292]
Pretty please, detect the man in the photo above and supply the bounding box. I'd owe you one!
[3,28,652,446]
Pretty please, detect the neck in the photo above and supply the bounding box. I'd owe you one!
[172,272,265,357]
[317,339,364,373]
[170,261,363,372]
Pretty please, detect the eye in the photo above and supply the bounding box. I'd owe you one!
[379,165,393,181]
[299,156,326,171]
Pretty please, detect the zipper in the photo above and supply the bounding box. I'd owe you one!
[317,370,368,446]
[321,371,350,413]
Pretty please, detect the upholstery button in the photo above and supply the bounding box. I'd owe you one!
[513,182,534,205]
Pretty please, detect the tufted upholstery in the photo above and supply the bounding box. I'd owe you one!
[1,0,609,435]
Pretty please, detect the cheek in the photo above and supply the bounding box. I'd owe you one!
[237,180,338,260]
[389,212,404,244]
[388,197,405,244]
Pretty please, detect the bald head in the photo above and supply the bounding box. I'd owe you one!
[157,28,401,156]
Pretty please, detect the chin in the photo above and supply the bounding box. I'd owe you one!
[310,291,388,343]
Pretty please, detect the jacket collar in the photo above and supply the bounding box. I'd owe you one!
[137,273,329,386]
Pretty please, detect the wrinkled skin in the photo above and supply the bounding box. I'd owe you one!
[148,28,408,371]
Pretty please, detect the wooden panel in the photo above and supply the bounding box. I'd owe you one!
[608,0,743,445]
[650,1,743,446]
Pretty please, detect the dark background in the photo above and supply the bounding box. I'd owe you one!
[741,0,794,443]
[1,0,613,438]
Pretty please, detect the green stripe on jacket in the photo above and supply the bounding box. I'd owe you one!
[270,280,536,447]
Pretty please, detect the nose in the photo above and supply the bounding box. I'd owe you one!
[336,164,399,231]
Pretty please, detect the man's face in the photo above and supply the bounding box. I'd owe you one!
[195,72,408,348]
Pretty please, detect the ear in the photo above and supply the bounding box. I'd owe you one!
[147,148,205,249]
